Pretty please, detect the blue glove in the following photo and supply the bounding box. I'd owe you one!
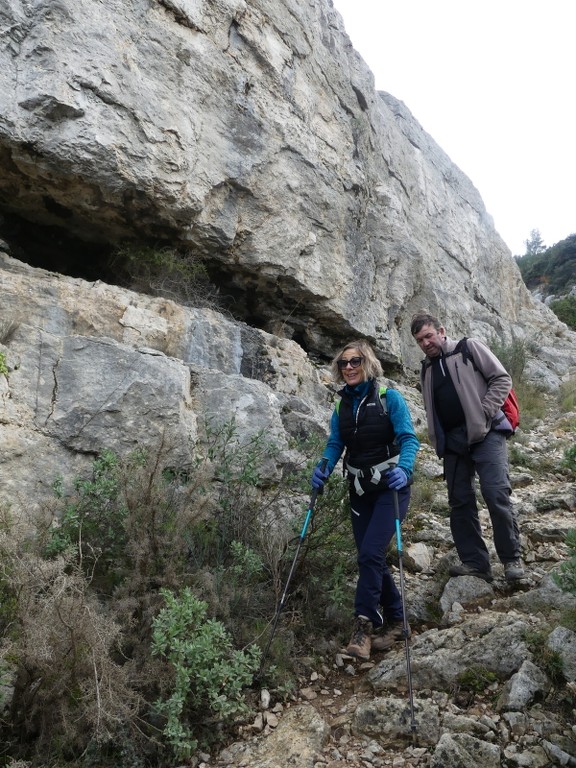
[312,463,330,490]
[385,467,408,490]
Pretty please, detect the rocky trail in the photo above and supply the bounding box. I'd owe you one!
[208,408,576,768]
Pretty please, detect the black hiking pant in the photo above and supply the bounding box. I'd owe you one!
[444,430,520,572]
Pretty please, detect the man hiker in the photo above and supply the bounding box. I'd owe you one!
[410,311,524,583]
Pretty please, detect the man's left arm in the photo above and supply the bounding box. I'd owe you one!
[467,339,512,418]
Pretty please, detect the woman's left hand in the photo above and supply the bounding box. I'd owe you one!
[385,467,408,490]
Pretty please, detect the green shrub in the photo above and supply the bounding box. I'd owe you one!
[554,529,576,594]
[0,419,379,765]
[559,377,576,413]
[513,379,548,427]
[524,629,565,685]
[550,295,576,330]
[490,338,527,381]
[0,351,8,377]
[456,665,498,693]
[44,450,129,591]
[111,244,220,309]
[563,444,576,474]
[151,587,260,760]
[487,338,548,427]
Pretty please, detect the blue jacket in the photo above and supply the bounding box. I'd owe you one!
[321,379,419,479]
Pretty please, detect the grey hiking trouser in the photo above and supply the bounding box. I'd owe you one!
[444,430,520,572]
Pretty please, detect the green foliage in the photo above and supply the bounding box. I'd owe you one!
[488,338,548,428]
[0,420,372,765]
[508,442,533,468]
[516,233,576,296]
[514,379,548,427]
[111,244,220,309]
[550,295,576,330]
[44,450,128,589]
[553,529,576,595]
[151,587,261,760]
[524,228,546,256]
[0,351,8,377]
[524,629,565,685]
[489,337,527,381]
[563,444,576,474]
[456,666,498,693]
[186,417,282,576]
[559,377,576,413]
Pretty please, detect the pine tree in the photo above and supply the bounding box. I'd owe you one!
[524,228,546,256]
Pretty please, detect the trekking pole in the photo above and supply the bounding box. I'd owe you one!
[393,489,417,742]
[257,459,328,680]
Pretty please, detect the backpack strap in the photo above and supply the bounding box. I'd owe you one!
[378,385,388,415]
[335,384,389,415]
[451,337,478,370]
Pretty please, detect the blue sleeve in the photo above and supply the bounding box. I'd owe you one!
[386,389,420,479]
[319,408,345,474]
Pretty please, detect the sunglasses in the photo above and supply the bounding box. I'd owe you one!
[337,356,364,370]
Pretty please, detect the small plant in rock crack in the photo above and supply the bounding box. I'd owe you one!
[524,629,565,685]
[553,529,576,596]
[456,665,498,694]
[562,443,576,475]
[0,318,18,344]
[151,587,261,761]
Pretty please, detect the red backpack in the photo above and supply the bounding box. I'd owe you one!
[454,337,520,436]
[501,387,520,432]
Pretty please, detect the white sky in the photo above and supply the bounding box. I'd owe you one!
[331,0,576,256]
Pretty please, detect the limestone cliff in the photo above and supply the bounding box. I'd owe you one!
[1,0,574,371]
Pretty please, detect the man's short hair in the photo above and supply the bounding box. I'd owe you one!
[410,311,442,336]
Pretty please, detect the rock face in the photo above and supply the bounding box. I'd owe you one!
[0,252,335,507]
[1,0,574,369]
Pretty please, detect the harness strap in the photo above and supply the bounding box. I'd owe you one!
[346,455,400,496]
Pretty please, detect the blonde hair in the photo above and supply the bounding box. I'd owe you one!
[331,339,383,383]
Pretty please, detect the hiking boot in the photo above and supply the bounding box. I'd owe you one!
[504,559,525,581]
[372,619,410,652]
[449,563,494,582]
[345,616,373,660]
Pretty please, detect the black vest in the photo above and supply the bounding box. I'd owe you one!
[338,382,398,469]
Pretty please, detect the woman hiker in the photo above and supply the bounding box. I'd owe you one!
[311,340,419,660]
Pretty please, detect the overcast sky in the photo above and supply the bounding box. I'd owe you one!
[331,0,576,256]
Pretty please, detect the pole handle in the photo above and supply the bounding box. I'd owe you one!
[309,457,328,509]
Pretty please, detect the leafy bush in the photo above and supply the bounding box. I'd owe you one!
[550,295,576,330]
[0,517,141,760]
[559,377,576,413]
[490,337,527,381]
[513,379,548,427]
[151,588,260,760]
[524,629,565,685]
[0,418,379,765]
[554,530,576,595]
[488,338,547,428]
[456,665,498,693]
[562,443,576,474]
[45,450,128,588]
[0,351,8,377]
[111,244,221,309]
[1,422,346,764]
